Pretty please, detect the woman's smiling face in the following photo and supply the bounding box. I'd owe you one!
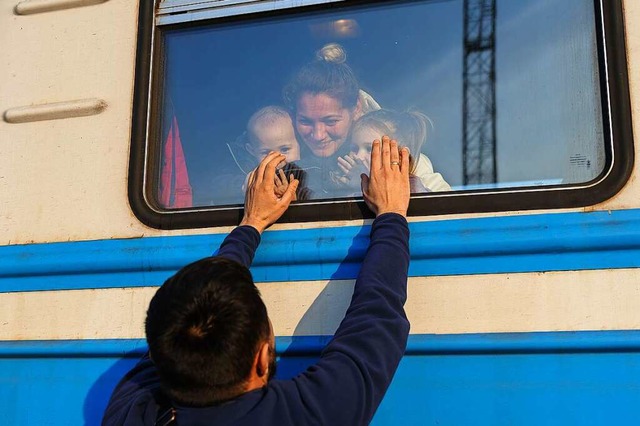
[295,92,357,157]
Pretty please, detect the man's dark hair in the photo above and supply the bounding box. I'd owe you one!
[145,256,270,406]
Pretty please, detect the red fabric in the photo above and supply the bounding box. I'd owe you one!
[159,115,193,208]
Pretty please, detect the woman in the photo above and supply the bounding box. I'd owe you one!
[282,43,379,199]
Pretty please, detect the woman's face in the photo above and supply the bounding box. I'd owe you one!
[295,92,357,157]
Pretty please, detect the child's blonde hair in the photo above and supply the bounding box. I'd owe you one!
[246,105,292,146]
[352,109,430,174]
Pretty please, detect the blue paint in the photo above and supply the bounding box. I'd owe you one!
[2,330,640,425]
[374,352,640,425]
[2,209,640,292]
[5,330,640,357]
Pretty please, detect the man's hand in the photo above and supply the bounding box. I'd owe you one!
[240,152,299,233]
[360,136,410,217]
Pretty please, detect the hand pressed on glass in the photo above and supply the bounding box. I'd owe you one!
[240,152,299,233]
[332,153,370,189]
[360,136,410,217]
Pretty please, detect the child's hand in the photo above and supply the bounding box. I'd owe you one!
[274,168,298,201]
[334,154,370,187]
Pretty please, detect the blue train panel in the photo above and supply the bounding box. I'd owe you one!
[3,209,640,293]
[2,331,640,425]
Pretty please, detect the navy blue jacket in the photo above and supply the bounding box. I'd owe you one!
[102,213,410,425]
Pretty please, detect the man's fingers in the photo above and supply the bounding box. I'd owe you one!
[360,173,370,198]
[381,136,391,169]
[288,174,297,201]
[240,154,297,233]
[247,169,257,189]
[360,173,376,212]
[370,139,381,172]
[280,178,299,205]
[400,147,410,176]
[255,152,281,184]
[263,154,286,187]
[389,139,400,169]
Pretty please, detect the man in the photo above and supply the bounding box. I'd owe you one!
[103,136,411,425]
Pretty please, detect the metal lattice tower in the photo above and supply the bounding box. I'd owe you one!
[463,0,497,185]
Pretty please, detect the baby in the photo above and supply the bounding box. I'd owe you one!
[337,109,451,193]
[246,106,300,164]
[245,105,305,198]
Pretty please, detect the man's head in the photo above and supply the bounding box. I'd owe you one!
[145,256,275,406]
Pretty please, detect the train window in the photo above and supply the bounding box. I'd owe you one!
[129,0,632,229]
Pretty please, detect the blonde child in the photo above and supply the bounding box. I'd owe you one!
[245,106,300,164]
[244,106,303,199]
[338,109,451,193]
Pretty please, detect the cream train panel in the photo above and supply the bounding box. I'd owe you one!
[0,0,144,244]
[0,0,636,244]
[2,268,640,341]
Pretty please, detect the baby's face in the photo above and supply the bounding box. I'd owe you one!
[350,127,380,165]
[250,119,301,163]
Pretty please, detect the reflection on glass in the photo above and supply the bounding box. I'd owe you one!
[155,0,603,209]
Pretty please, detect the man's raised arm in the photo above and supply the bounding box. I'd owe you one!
[101,152,297,426]
[286,136,412,425]
[215,151,299,267]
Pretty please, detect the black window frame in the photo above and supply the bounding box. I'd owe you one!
[128,0,633,230]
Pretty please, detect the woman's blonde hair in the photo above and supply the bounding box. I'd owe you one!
[353,109,431,173]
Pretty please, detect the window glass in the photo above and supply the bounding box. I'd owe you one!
[154,0,604,209]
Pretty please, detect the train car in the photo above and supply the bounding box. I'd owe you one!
[2,0,640,424]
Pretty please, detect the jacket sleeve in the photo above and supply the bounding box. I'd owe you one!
[101,354,163,426]
[214,225,261,268]
[285,213,411,425]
